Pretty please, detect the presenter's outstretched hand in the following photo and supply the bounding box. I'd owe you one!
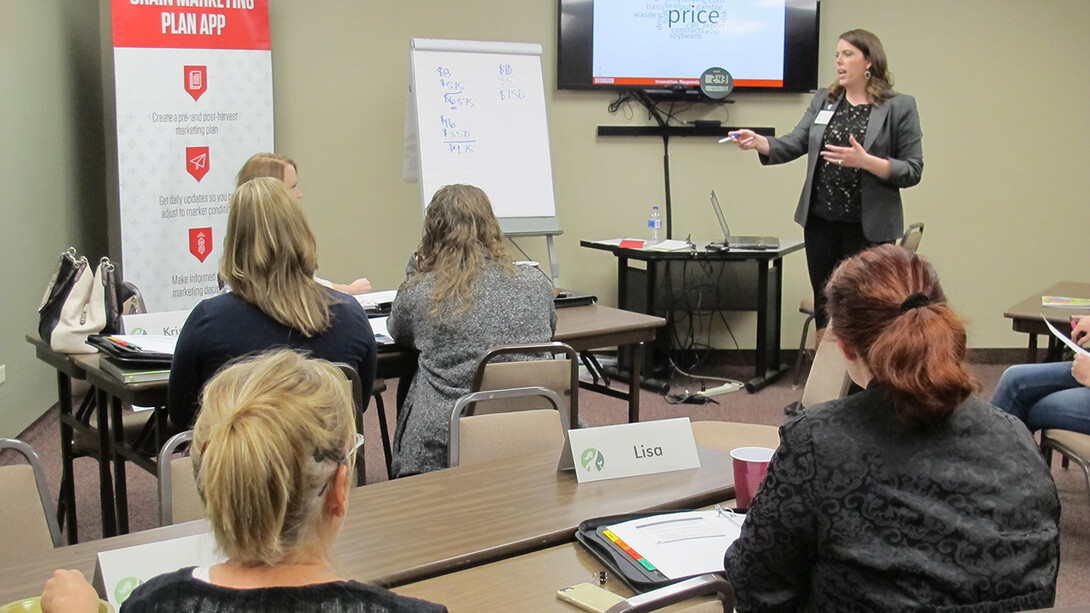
[727,129,770,156]
[41,569,99,613]
[821,134,869,168]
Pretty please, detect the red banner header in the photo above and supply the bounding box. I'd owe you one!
[112,0,270,50]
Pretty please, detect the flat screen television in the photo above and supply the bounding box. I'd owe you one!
[557,0,821,96]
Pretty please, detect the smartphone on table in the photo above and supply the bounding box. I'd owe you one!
[556,583,626,612]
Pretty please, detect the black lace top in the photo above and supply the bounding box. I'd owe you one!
[810,99,872,223]
[120,568,448,613]
[724,387,1060,612]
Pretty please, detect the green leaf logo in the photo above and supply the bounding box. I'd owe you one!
[580,447,605,472]
[114,576,141,603]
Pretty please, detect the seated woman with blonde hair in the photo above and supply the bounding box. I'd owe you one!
[724,244,1060,612]
[168,177,375,429]
[42,350,447,612]
[388,184,556,477]
[237,152,371,295]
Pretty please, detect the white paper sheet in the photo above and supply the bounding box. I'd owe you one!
[1043,316,1089,357]
[109,334,177,355]
[355,289,398,309]
[606,510,744,579]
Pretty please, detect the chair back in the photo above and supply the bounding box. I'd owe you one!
[449,386,568,467]
[157,430,203,526]
[899,222,925,253]
[691,421,781,453]
[0,438,63,551]
[470,342,578,423]
[799,335,852,409]
[334,363,368,485]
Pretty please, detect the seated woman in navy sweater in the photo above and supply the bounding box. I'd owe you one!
[42,350,446,613]
[167,177,376,429]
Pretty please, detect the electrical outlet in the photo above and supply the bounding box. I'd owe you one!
[0,364,6,385]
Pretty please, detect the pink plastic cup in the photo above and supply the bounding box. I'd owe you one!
[731,446,775,510]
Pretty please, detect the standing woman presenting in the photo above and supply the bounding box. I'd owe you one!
[729,29,923,345]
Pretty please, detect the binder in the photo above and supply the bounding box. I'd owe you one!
[575,508,744,592]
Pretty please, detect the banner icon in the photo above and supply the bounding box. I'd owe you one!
[185,146,210,182]
[189,227,213,262]
[184,65,207,101]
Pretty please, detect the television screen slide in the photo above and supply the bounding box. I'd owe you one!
[592,0,786,87]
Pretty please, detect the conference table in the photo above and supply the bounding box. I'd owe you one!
[1003,281,1090,363]
[26,304,666,540]
[0,444,736,603]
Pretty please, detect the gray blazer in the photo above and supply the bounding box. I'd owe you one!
[761,89,923,242]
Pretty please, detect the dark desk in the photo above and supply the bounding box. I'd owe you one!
[1003,281,1090,362]
[26,306,664,538]
[581,239,804,392]
[0,445,735,603]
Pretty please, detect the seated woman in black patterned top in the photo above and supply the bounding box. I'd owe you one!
[724,244,1060,612]
[42,350,446,613]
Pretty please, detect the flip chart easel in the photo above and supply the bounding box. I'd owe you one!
[408,38,562,283]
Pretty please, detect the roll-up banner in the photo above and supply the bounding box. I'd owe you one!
[108,0,273,311]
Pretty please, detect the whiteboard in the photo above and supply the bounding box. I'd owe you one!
[409,38,559,234]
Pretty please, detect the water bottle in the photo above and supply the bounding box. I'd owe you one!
[647,206,663,246]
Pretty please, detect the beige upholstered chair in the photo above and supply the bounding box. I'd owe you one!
[0,438,63,552]
[1040,429,1090,512]
[793,222,925,386]
[157,430,202,526]
[604,573,735,612]
[448,386,568,467]
[798,335,853,410]
[691,421,781,452]
[470,342,579,424]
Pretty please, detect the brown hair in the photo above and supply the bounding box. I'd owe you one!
[411,184,512,317]
[220,177,335,336]
[824,244,977,427]
[192,350,356,566]
[826,29,896,105]
[237,153,296,186]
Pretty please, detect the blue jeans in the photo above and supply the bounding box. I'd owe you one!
[991,362,1090,434]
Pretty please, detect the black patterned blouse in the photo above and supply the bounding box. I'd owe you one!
[724,386,1060,613]
[810,100,871,223]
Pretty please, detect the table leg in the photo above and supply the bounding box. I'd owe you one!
[110,395,129,534]
[56,372,78,544]
[628,342,644,423]
[95,388,118,538]
[1026,334,1038,363]
[745,258,789,393]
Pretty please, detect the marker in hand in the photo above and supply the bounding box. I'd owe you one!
[718,134,738,143]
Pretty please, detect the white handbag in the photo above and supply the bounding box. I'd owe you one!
[40,254,115,354]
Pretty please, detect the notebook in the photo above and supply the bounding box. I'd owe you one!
[709,191,779,250]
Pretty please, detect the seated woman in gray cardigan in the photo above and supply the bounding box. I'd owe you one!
[725,244,1060,612]
[388,184,556,477]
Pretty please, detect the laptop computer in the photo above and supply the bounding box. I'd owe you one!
[709,191,780,250]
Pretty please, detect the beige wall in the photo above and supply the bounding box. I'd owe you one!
[269,0,1090,354]
[3,0,1088,435]
[2,0,107,436]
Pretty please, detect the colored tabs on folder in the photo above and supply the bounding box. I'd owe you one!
[602,528,657,571]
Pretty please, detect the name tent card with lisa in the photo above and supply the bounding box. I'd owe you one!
[407,38,559,236]
[567,417,701,483]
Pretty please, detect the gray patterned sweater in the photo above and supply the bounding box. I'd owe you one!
[725,387,1060,612]
[388,261,556,477]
